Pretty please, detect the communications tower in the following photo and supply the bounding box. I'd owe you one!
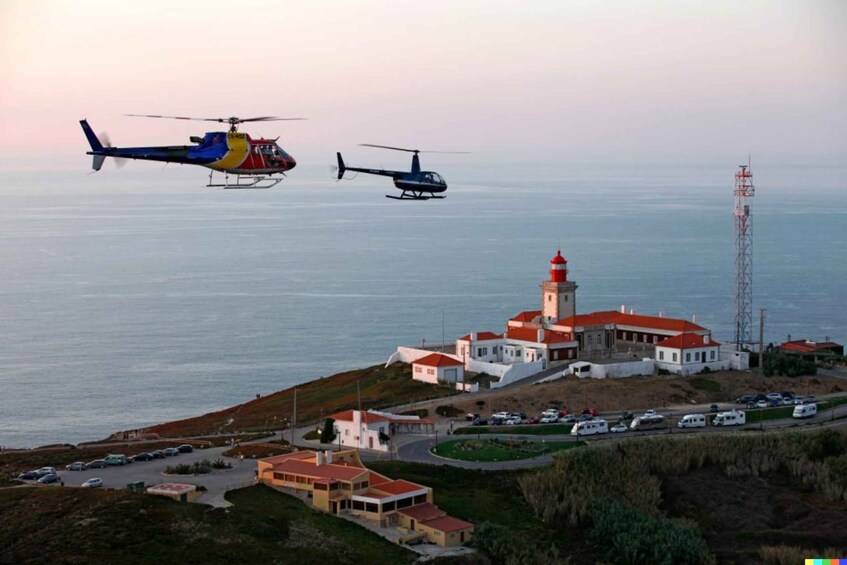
[733,162,754,348]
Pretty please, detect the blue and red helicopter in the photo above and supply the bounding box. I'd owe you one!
[80,114,303,189]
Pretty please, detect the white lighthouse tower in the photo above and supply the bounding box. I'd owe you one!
[541,250,577,326]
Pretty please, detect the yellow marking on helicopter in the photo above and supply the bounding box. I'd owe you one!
[210,132,250,171]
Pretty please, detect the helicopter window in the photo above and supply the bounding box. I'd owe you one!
[432,173,444,184]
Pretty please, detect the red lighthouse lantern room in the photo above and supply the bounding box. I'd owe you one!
[550,250,568,282]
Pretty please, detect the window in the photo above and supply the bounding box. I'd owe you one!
[659,351,664,360]
[564,295,568,301]
[653,336,658,344]
[427,368,435,375]
[685,353,691,363]
[383,500,396,512]
[623,332,627,340]
[710,350,716,360]
[345,429,349,436]
[415,366,421,373]
[673,352,678,362]
[365,502,378,513]
[548,295,552,302]
[695,352,700,362]
[352,500,364,511]
[414,494,427,504]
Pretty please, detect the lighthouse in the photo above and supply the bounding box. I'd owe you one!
[541,250,577,326]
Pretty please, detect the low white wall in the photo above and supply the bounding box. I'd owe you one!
[655,359,730,376]
[455,382,479,393]
[490,361,546,389]
[722,350,750,370]
[590,359,655,379]
[386,347,462,367]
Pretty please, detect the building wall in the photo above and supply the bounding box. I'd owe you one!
[655,345,720,366]
[335,418,390,452]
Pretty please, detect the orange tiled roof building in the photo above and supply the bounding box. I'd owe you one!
[258,449,473,547]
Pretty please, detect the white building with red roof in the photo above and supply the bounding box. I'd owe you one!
[412,352,464,385]
[330,409,434,452]
[655,333,723,375]
[258,449,473,547]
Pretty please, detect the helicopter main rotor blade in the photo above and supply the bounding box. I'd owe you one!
[359,144,468,154]
[125,114,307,124]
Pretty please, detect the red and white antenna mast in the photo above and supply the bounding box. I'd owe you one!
[733,159,754,348]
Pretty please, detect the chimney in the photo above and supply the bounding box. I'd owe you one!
[316,451,324,466]
[629,308,634,315]
[659,311,664,318]
[703,335,708,345]
[692,314,697,323]
[471,332,477,341]
[537,328,544,342]
[325,450,333,464]
[621,304,626,314]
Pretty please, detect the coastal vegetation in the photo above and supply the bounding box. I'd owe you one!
[143,363,456,438]
[435,438,585,462]
[0,484,419,565]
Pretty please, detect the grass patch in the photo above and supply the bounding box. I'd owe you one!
[0,484,418,564]
[435,438,585,461]
[689,377,721,392]
[453,423,575,436]
[145,363,458,438]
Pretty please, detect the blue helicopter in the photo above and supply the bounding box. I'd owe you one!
[336,144,465,200]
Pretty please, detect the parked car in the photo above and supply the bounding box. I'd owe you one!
[578,413,594,422]
[36,467,57,475]
[781,397,794,406]
[492,411,511,421]
[17,471,41,481]
[753,393,767,402]
[559,414,578,423]
[709,404,719,413]
[163,448,180,457]
[37,473,60,484]
[643,409,658,417]
[524,416,540,425]
[542,408,559,418]
[150,450,165,459]
[736,394,754,404]
[471,417,488,426]
[620,411,634,421]
[465,413,480,421]
[778,391,794,400]
[81,478,103,489]
[177,444,194,454]
[766,392,783,402]
[105,454,130,466]
[132,453,154,462]
[610,423,628,433]
[505,416,522,425]
[87,459,107,469]
[511,412,527,420]
[756,400,768,409]
[540,414,558,424]
[65,462,86,471]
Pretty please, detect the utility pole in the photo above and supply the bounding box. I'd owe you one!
[292,387,297,447]
[759,309,766,372]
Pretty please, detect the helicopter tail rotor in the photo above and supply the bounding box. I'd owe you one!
[336,152,346,180]
[100,132,127,169]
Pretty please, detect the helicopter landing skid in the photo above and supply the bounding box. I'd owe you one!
[207,172,282,190]
[385,192,445,201]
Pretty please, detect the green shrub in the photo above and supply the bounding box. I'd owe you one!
[589,498,714,565]
[472,522,563,565]
[321,418,337,444]
[435,405,463,417]
[804,429,846,461]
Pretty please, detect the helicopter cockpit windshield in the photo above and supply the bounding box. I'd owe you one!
[426,172,445,185]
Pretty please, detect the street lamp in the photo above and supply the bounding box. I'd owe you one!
[434,430,438,454]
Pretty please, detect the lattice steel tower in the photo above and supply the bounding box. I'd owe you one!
[733,162,754,348]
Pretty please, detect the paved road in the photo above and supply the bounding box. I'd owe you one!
[19,445,258,507]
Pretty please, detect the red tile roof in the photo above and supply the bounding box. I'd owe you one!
[330,409,389,423]
[397,503,445,522]
[421,515,474,533]
[457,332,503,341]
[271,459,369,482]
[360,490,391,499]
[414,353,463,367]
[368,471,391,486]
[555,311,620,328]
[612,312,705,332]
[373,479,427,496]
[259,451,316,465]
[510,310,541,323]
[780,340,843,353]
[656,333,720,350]
[506,326,573,344]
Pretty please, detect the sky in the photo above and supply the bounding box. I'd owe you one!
[0,0,845,169]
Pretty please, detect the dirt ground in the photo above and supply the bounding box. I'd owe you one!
[433,370,846,420]
[662,468,847,563]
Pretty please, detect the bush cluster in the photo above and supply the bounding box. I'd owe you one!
[589,498,714,565]
[164,458,230,475]
[762,352,817,377]
[472,522,563,565]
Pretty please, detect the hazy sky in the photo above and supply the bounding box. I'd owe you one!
[1,0,845,168]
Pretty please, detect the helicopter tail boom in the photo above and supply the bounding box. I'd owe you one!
[80,120,108,171]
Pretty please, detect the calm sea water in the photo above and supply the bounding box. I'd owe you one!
[1,161,844,447]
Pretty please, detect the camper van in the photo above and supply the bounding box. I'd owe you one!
[677,414,707,428]
[570,419,608,436]
[712,410,746,427]
[104,454,130,466]
[792,403,817,419]
[630,415,666,431]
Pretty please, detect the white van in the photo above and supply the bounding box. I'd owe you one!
[570,419,608,436]
[792,403,817,419]
[712,410,746,427]
[677,414,707,428]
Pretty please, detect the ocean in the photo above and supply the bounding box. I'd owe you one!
[1,161,844,447]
